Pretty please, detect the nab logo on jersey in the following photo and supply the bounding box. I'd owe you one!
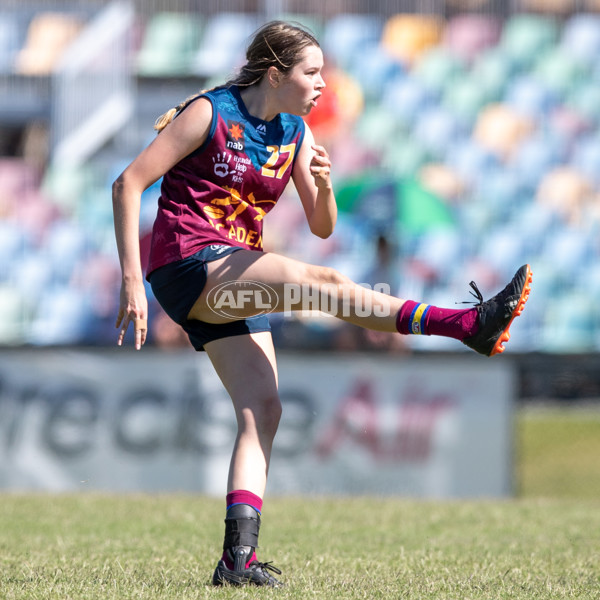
[226,120,245,151]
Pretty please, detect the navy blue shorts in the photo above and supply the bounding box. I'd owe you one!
[148,245,271,351]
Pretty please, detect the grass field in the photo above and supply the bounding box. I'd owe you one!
[1,494,599,599]
[516,405,600,499]
[1,407,600,599]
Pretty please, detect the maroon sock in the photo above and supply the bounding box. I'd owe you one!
[222,490,263,570]
[226,490,263,514]
[396,300,479,340]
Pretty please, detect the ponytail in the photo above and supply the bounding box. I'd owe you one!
[154,93,203,132]
[153,106,178,132]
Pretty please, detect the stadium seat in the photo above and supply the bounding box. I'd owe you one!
[470,48,516,99]
[548,105,592,145]
[476,166,525,220]
[411,106,466,157]
[477,224,529,280]
[353,103,400,152]
[137,12,201,76]
[500,14,559,69]
[513,202,562,255]
[504,76,558,119]
[543,227,594,275]
[382,14,443,66]
[413,48,465,95]
[193,13,260,78]
[570,134,600,185]
[321,13,383,71]
[381,75,436,127]
[445,138,499,186]
[509,134,564,191]
[15,12,84,75]
[473,103,535,160]
[412,229,465,278]
[442,75,493,127]
[381,137,430,177]
[417,163,466,202]
[533,48,588,97]
[348,45,404,101]
[561,13,600,66]
[567,81,600,125]
[536,166,594,225]
[443,14,502,63]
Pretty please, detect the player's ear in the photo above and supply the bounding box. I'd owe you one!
[266,66,282,88]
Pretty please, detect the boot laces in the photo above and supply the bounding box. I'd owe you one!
[252,560,282,576]
[457,281,484,306]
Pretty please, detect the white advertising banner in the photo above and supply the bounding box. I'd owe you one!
[0,349,514,497]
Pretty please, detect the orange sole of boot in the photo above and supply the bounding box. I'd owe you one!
[490,264,533,356]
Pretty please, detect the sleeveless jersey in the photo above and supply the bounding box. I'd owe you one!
[147,85,306,275]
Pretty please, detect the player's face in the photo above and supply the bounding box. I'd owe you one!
[278,45,325,116]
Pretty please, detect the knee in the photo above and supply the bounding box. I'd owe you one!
[239,394,282,439]
[308,264,349,287]
[260,394,282,435]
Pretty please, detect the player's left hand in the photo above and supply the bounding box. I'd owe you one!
[310,144,331,189]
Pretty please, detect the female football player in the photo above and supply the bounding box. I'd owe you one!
[113,20,531,587]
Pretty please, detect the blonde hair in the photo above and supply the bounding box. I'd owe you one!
[154,93,202,132]
[154,20,319,133]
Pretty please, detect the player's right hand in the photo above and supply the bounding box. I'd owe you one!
[116,278,148,350]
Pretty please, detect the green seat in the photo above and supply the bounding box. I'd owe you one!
[381,138,430,178]
[534,48,588,96]
[470,48,514,99]
[567,81,600,123]
[354,104,399,150]
[413,49,464,94]
[443,75,493,127]
[137,12,201,76]
[500,14,559,68]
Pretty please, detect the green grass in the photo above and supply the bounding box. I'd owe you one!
[1,407,600,599]
[0,494,599,599]
[517,406,600,499]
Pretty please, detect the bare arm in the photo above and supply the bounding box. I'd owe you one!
[292,124,337,239]
[112,97,213,348]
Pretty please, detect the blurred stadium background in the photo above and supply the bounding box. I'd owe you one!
[1,0,600,498]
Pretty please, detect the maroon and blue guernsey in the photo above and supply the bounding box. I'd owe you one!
[147,85,306,275]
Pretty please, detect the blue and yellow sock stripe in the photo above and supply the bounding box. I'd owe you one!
[409,303,431,335]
